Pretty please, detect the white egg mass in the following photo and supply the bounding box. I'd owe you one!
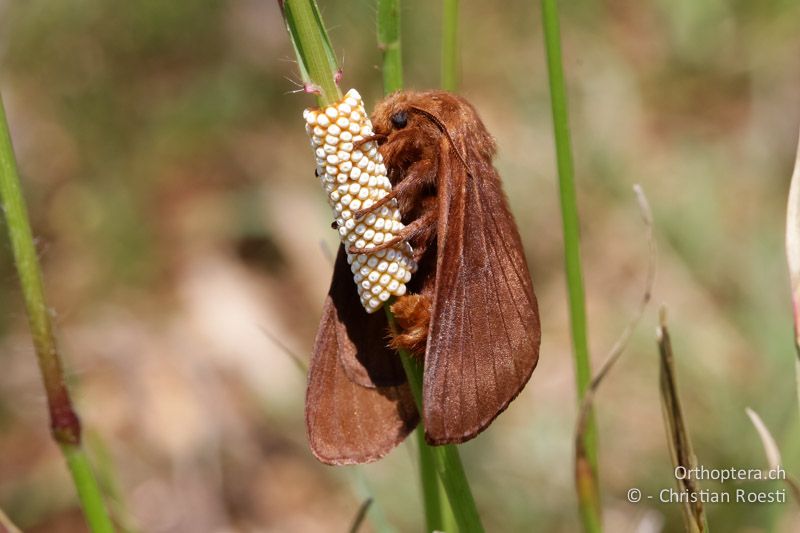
[304,89,417,313]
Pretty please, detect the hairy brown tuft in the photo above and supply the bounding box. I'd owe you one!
[390,294,431,356]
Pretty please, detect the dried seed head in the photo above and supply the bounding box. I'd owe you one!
[304,89,416,313]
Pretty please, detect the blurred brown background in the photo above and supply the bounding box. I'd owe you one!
[1,0,799,531]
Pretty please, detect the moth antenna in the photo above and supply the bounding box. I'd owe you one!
[408,106,472,173]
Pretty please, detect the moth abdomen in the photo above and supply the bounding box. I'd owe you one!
[389,294,432,356]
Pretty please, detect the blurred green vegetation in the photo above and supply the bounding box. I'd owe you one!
[0,0,799,531]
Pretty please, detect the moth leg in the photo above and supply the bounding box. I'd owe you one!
[347,209,436,255]
[359,127,418,152]
[353,159,435,220]
[353,133,387,150]
[352,185,406,222]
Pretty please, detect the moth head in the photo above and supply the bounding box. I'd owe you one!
[371,91,496,160]
[371,91,424,136]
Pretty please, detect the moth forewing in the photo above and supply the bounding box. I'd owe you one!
[371,91,541,445]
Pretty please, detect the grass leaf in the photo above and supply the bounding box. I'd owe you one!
[657,308,708,533]
[0,506,22,533]
[785,127,800,411]
[744,408,800,504]
[348,498,374,533]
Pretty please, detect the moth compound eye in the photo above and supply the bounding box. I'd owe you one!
[390,111,408,129]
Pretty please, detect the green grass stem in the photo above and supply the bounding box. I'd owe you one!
[441,0,460,91]
[539,1,600,531]
[393,335,483,533]
[280,0,342,106]
[0,92,115,532]
[376,2,459,529]
[416,428,458,532]
[377,0,403,93]
[63,444,116,533]
[377,5,482,530]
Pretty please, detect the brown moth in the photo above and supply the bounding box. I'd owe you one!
[306,91,540,465]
